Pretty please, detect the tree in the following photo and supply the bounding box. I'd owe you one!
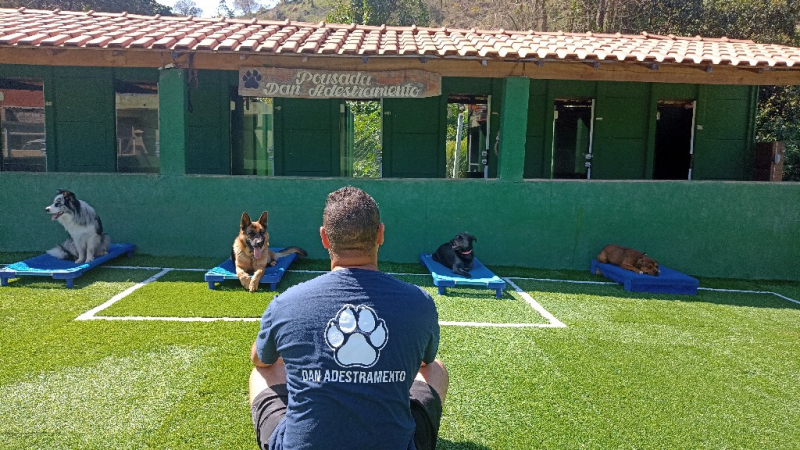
[216,0,235,17]
[173,0,202,16]
[0,0,172,15]
[233,0,261,16]
[327,0,429,26]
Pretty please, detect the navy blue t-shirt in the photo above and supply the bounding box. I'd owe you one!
[255,268,440,450]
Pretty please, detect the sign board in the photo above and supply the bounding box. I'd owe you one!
[238,68,441,99]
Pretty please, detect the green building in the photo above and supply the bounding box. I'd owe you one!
[1,8,798,279]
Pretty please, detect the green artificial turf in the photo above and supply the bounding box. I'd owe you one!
[1,256,799,449]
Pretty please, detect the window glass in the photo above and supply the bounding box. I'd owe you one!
[115,82,159,173]
[241,97,274,175]
[446,94,490,178]
[0,79,46,172]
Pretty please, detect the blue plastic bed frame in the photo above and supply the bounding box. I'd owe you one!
[0,243,136,289]
[205,248,298,290]
[420,253,506,298]
[591,259,699,295]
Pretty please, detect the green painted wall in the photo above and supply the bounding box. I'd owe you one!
[1,172,797,281]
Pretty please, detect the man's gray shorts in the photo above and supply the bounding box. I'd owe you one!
[252,380,443,450]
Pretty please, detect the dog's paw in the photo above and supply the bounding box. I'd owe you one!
[269,260,277,267]
[325,305,388,368]
[75,258,85,264]
[248,280,259,293]
[239,275,252,289]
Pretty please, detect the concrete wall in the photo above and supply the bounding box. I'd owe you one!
[2,172,798,280]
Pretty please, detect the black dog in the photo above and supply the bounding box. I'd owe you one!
[432,233,477,278]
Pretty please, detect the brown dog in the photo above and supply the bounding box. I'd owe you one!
[232,211,307,292]
[597,244,660,276]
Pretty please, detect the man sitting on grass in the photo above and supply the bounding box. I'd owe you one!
[249,186,448,450]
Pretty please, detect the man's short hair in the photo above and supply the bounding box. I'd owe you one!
[323,186,381,254]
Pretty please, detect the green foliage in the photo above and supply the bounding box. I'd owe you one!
[445,103,468,178]
[0,0,173,15]
[349,101,382,178]
[326,0,429,26]
[757,86,800,181]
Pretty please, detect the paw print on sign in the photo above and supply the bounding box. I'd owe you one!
[325,305,388,368]
[242,70,262,89]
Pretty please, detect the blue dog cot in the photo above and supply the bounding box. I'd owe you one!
[590,259,699,295]
[0,243,136,288]
[205,248,298,290]
[420,253,506,298]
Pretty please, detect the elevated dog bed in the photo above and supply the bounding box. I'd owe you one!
[420,253,506,298]
[591,259,699,295]
[205,248,299,290]
[0,243,136,289]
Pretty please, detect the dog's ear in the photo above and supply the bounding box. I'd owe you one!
[241,212,252,230]
[56,188,65,195]
[468,234,477,243]
[61,190,76,202]
[257,211,269,228]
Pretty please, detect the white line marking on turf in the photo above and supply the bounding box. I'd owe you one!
[86,315,261,322]
[75,268,172,321]
[698,287,800,306]
[72,266,800,325]
[504,278,567,328]
[76,268,563,327]
[507,276,615,285]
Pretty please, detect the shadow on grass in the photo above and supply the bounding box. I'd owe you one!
[0,267,158,290]
[438,438,491,450]
[430,288,517,301]
[514,278,800,310]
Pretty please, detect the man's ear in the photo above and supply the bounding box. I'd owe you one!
[320,226,331,249]
[376,223,385,246]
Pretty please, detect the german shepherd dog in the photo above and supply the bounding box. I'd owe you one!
[232,211,307,292]
[432,232,477,278]
[597,244,660,276]
[45,189,111,264]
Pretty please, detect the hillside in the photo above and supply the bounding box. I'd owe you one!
[257,0,501,30]
[257,0,334,23]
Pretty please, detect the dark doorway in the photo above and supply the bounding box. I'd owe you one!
[552,99,593,179]
[654,101,694,180]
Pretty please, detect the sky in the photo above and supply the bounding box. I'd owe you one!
[157,0,278,18]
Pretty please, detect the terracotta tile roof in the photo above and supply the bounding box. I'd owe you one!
[2,7,800,68]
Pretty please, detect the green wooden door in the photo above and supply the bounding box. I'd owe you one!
[273,98,342,177]
[186,70,231,175]
[592,92,650,179]
[54,68,115,172]
[382,96,445,178]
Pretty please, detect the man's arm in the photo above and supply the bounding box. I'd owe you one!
[251,340,272,368]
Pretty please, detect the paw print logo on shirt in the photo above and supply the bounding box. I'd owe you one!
[325,305,388,368]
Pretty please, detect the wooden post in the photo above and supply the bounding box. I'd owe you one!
[497,77,530,181]
[158,67,187,176]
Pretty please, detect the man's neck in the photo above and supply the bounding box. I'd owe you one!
[330,254,379,272]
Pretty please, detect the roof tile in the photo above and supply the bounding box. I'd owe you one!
[0,7,799,69]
